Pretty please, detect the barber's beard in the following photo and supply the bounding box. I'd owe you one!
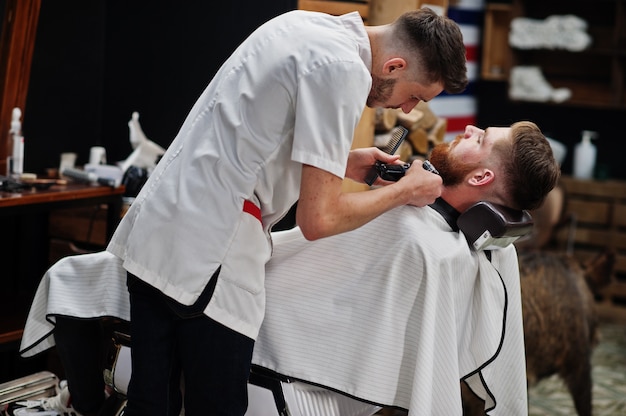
[429,135,479,186]
[367,75,396,108]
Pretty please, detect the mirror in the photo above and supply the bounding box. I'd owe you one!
[0,0,40,175]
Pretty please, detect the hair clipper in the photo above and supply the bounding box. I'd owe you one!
[375,159,439,181]
[365,126,409,185]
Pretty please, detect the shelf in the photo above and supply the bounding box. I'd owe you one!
[548,79,622,108]
[481,0,626,109]
[481,3,512,81]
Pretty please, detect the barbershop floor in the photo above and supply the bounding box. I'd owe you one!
[527,322,626,416]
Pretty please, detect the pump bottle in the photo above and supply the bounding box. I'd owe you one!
[573,130,597,180]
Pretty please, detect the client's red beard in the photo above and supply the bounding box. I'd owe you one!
[428,134,480,187]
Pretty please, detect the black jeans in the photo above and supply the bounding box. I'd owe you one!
[124,272,255,416]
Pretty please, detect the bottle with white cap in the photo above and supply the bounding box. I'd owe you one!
[573,130,597,180]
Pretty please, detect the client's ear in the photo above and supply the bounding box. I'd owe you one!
[468,169,494,186]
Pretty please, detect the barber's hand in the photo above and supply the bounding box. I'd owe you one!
[345,147,400,183]
[398,160,443,207]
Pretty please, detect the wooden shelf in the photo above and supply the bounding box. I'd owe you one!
[481,0,626,109]
[481,3,512,81]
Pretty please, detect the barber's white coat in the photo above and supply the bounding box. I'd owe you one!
[106,10,372,339]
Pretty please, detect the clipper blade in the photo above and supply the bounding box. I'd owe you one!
[422,160,439,175]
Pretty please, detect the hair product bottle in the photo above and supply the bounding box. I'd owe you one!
[573,130,597,180]
[7,107,24,178]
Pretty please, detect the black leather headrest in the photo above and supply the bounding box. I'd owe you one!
[457,201,534,251]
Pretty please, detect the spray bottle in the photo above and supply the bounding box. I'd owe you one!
[573,130,597,180]
[7,107,24,178]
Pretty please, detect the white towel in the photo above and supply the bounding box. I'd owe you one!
[509,15,591,52]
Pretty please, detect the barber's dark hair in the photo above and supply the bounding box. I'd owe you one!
[394,8,468,94]
[495,121,561,210]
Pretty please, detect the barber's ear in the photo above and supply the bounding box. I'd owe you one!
[468,169,494,186]
[382,57,407,75]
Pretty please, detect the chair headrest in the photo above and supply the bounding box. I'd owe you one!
[457,201,534,251]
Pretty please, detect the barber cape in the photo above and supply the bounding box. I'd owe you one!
[252,204,528,415]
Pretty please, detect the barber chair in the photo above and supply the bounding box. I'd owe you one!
[457,201,534,250]
[246,366,382,416]
[104,332,381,416]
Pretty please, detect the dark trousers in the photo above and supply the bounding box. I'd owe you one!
[54,315,132,415]
[124,272,255,416]
[54,317,107,415]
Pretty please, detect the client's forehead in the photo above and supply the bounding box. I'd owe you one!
[485,127,511,143]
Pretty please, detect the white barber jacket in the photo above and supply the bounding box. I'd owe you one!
[106,10,372,339]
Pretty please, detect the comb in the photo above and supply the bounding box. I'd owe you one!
[365,126,409,185]
[380,125,409,154]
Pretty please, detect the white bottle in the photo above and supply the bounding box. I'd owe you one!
[573,130,597,180]
[8,107,24,178]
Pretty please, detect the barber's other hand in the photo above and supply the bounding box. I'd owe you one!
[398,160,443,207]
[345,147,400,183]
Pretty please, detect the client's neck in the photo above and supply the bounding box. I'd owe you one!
[440,187,478,214]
